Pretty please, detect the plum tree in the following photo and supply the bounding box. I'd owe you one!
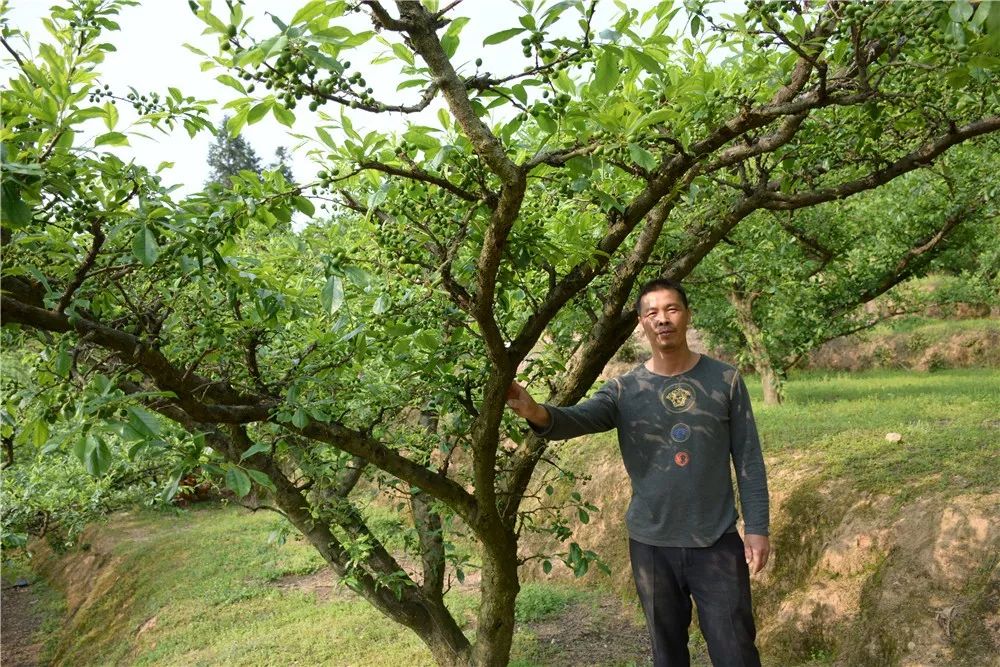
[2,1,998,664]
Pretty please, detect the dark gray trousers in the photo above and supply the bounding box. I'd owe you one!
[629,532,761,667]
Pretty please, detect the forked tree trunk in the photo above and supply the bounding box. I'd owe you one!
[728,289,784,406]
[419,611,474,667]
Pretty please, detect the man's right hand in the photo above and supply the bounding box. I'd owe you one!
[506,381,551,428]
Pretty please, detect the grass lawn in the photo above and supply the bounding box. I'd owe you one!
[753,368,1000,498]
[42,506,440,666]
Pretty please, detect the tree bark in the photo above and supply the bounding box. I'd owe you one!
[727,289,784,406]
[471,529,520,667]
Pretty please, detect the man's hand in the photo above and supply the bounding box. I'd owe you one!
[744,534,770,575]
[506,382,551,428]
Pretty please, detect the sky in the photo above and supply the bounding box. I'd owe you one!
[3,1,728,195]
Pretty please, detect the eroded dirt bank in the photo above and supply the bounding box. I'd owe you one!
[521,456,1000,666]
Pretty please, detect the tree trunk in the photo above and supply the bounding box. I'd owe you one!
[419,610,474,667]
[470,529,520,666]
[727,290,784,405]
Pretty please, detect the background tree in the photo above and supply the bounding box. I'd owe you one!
[268,145,296,184]
[689,140,1000,404]
[205,115,262,187]
[3,1,998,665]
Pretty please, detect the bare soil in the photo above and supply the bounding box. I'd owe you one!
[806,328,1000,372]
[1,575,45,667]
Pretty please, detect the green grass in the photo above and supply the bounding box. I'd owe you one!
[43,505,439,666]
[28,368,1000,666]
[751,368,1000,498]
[515,582,586,622]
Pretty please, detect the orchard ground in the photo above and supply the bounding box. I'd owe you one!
[4,352,998,666]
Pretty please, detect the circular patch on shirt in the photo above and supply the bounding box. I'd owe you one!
[674,450,690,467]
[660,382,695,413]
[670,422,691,443]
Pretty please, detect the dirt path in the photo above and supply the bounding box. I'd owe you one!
[1,574,45,667]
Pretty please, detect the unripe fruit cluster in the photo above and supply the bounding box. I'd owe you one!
[230,39,377,112]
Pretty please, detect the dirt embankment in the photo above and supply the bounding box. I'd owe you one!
[520,452,1000,666]
[806,326,1000,372]
[22,518,153,665]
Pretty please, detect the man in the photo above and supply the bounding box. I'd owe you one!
[506,278,769,667]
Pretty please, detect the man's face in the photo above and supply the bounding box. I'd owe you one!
[638,289,691,352]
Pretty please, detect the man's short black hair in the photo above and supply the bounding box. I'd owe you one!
[635,278,689,315]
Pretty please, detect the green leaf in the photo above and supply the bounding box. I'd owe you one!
[291,0,327,24]
[103,101,119,130]
[628,143,657,171]
[293,196,315,216]
[0,183,32,228]
[542,559,553,574]
[292,407,309,429]
[54,347,72,378]
[536,114,556,135]
[216,74,246,93]
[127,406,161,438]
[32,419,49,447]
[629,109,672,135]
[132,225,160,266]
[445,16,470,38]
[592,48,620,95]
[321,275,345,315]
[84,435,113,477]
[240,441,271,461]
[72,434,88,463]
[391,42,414,66]
[578,508,590,524]
[94,131,129,147]
[950,0,974,22]
[441,34,460,58]
[246,468,276,492]
[316,126,337,149]
[273,104,295,127]
[343,266,370,287]
[161,466,184,503]
[945,66,971,88]
[247,100,271,124]
[483,27,525,45]
[226,109,249,137]
[225,466,252,498]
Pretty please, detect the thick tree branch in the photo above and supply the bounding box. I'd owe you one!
[848,206,972,308]
[358,160,479,202]
[396,2,520,184]
[762,117,1000,210]
[523,143,597,170]
[294,420,478,525]
[2,295,275,422]
[702,112,809,174]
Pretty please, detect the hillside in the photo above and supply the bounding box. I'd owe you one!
[6,368,997,666]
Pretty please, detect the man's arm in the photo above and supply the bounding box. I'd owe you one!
[506,380,619,440]
[506,382,551,429]
[729,372,770,574]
